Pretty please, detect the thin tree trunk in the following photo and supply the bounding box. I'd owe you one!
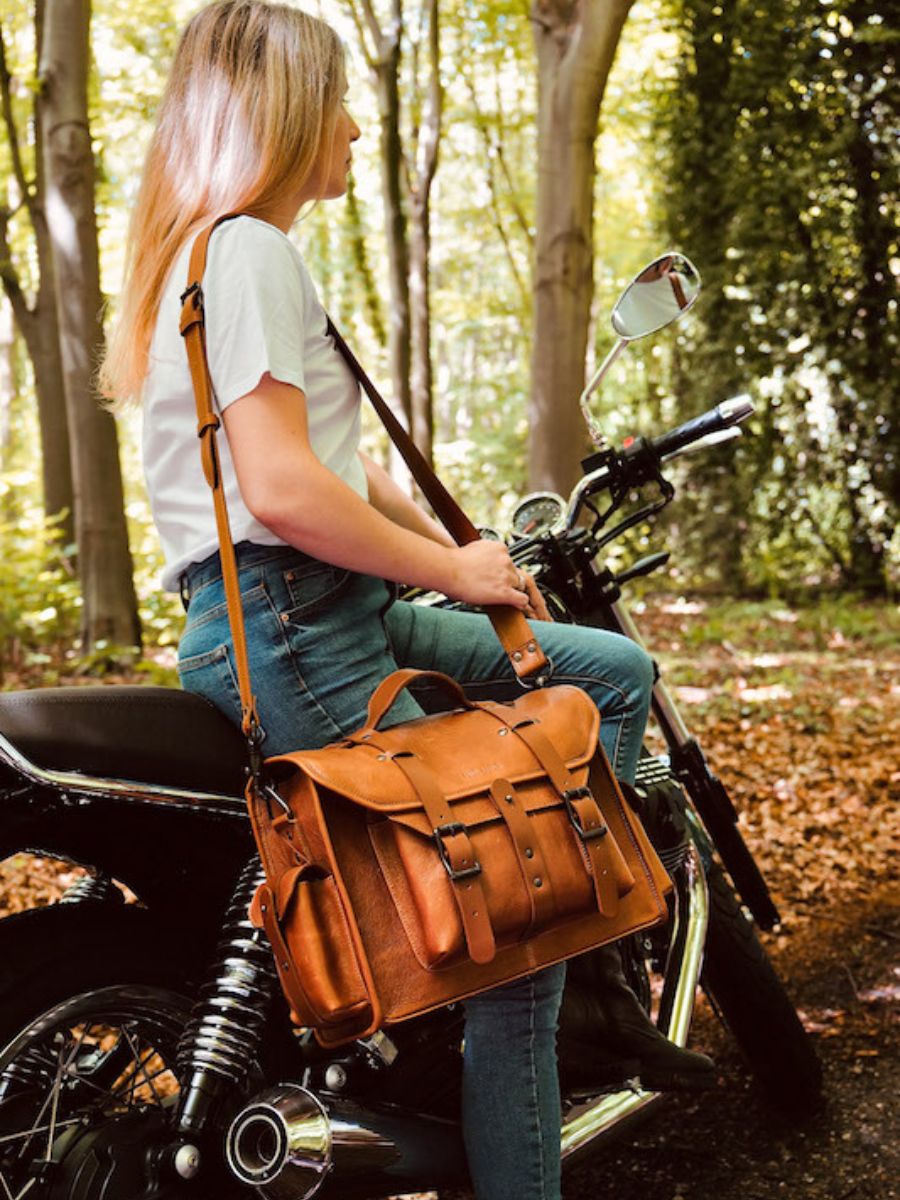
[407,0,440,467]
[369,3,412,428]
[39,0,140,651]
[408,199,433,463]
[0,7,74,546]
[528,0,634,493]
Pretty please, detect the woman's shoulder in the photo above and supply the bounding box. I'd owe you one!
[207,216,312,292]
[209,215,296,262]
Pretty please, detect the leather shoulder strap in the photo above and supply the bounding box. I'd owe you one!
[179,213,263,757]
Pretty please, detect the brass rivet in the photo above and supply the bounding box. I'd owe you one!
[281,613,290,623]
[498,728,509,737]
[504,793,514,804]
[513,651,523,662]
[525,848,534,859]
[527,641,536,652]
[377,754,388,761]
[533,877,543,888]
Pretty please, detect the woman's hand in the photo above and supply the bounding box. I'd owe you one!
[445,543,549,616]
[520,571,552,622]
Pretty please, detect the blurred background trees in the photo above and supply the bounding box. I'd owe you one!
[0,0,896,673]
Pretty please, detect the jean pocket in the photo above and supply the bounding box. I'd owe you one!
[177,643,243,726]
[281,560,353,622]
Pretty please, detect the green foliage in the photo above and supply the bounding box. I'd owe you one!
[0,501,80,683]
[652,0,899,596]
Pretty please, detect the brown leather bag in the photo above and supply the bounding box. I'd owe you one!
[180,215,672,1046]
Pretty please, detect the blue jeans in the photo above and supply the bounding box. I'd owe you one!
[177,542,654,1200]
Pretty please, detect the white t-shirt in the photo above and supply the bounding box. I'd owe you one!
[142,215,368,592]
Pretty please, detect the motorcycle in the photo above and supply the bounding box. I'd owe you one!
[0,253,821,1200]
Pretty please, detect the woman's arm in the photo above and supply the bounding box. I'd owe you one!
[359,451,455,548]
[222,374,527,609]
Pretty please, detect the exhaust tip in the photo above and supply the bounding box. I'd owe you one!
[226,1084,331,1197]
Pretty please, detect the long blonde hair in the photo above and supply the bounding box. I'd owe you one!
[99,0,345,405]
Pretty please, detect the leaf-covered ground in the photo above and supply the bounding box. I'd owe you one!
[1,597,897,1198]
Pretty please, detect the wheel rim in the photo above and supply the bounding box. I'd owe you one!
[0,984,192,1200]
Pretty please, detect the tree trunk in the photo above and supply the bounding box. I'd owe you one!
[0,4,74,547]
[372,26,412,430]
[407,0,440,468]
[39,0,140,652]
[408,194,433,464]
[528,0,633,493]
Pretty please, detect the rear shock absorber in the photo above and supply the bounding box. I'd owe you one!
[175,857,278,1136]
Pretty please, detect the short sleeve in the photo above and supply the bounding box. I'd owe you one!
[203,218,308,412]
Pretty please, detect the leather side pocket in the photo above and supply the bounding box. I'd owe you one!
[252,870,373,1031]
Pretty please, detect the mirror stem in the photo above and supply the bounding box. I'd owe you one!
[580,338,627,447]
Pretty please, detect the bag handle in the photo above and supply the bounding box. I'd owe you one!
[361,668,476,732]
[179,214,548,762]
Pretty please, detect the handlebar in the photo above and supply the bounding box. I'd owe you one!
[567,394,755,531]
[651,395,754,460]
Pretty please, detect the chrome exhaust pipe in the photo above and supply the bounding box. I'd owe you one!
[226,1083,466,1199]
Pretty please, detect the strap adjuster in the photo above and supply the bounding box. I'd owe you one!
[434,821,482,881]
[180,281,204,308]
[563,786,608,842]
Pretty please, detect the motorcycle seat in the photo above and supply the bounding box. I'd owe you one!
[0,686,248,797]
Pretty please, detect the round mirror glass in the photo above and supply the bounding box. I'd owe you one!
[611,252,701,340]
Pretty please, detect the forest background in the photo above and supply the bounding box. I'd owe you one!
[0,0,896,674]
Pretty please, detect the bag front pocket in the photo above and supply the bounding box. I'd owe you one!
[368,780,635,971]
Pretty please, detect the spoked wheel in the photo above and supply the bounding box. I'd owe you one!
[0,983,193,1200]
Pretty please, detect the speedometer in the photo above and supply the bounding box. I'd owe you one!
[510,492,566,539]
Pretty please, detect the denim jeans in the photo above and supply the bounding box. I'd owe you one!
[177,541,654,1200]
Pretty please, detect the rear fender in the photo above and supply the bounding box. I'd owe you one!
[0,774,254,941]
[0,901,205,998]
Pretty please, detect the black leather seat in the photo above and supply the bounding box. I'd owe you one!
[0,687,249,797]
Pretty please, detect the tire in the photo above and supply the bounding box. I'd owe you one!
[701,863,823,1110]
[0,902,242,1200]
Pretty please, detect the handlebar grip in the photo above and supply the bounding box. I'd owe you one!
[651,395,754,460]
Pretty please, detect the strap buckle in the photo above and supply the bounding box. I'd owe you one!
[563,786,608,842]
[180,281,204,308]
[434,822,482,881]
[515,654,554,690]
[260,781,292,818]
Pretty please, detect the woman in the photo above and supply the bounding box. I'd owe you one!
[101,3,682,1196]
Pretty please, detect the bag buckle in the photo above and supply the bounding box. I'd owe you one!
[434,822,482,881]
[563,786,608,842]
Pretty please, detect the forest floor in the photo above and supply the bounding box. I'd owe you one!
[1,595,898,1199]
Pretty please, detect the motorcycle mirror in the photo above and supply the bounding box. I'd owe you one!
[578,251,702,451]
[611,253,701,341]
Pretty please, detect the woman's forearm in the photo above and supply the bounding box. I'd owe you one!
[254,455,461,592]
[359,452,456,549]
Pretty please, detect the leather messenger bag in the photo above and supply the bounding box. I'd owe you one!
[180,215,673,1046]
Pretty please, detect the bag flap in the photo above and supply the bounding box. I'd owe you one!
[381,761,593,837]
[266,685,599,814]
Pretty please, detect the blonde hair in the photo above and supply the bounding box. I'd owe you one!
[99,0,345,405]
